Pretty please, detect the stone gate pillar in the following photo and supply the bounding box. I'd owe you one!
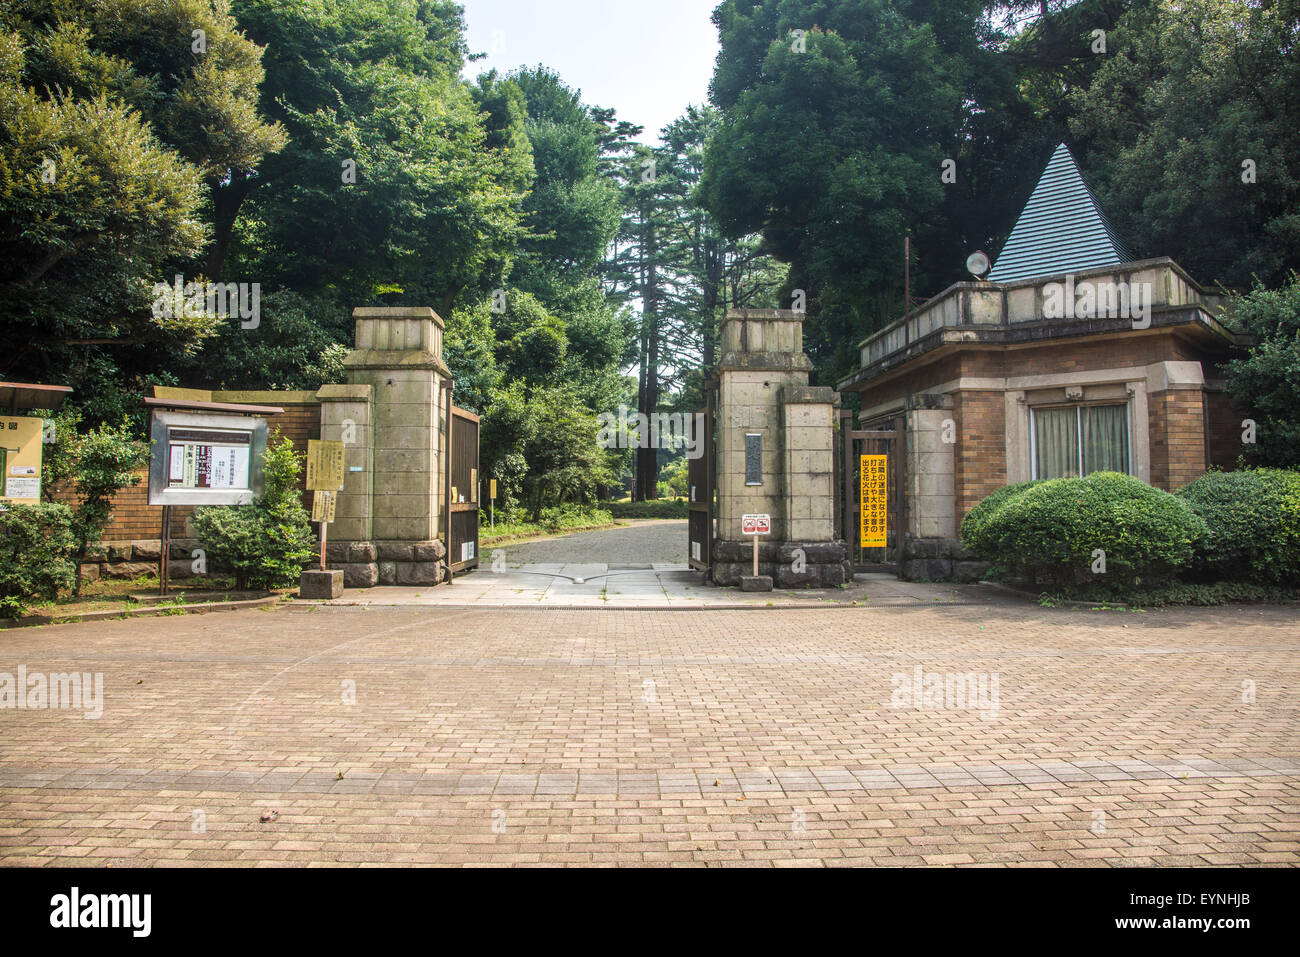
[322,307,449,587]
[711,309,850,588]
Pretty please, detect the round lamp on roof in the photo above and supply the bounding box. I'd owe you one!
[966,250,991,279]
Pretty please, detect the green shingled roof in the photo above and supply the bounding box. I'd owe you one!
[987,143,1133,283]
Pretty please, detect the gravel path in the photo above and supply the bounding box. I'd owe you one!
[491,519,687,567]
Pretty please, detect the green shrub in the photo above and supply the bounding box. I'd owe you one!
[0,503,78,618]
[964,472,1206,588]
[1176,468,1300,583]
[39,411,149,594]
[1043,579,1300,608]
[959,481,1041,551]
[536,504,613,530]
[602,499,689,519]
[191,435,317,590]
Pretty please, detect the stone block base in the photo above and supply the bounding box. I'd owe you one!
[79,538,176,582]
[711,540,851,589]
[901,537,991,583]
[323,541,447,589]
[740,575,773,592]
[299,569,344,599]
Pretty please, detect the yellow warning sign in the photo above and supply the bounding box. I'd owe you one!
[305,440,345,491]
[860,454,887,548]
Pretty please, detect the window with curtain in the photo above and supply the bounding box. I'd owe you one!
[1032,404,1130,479]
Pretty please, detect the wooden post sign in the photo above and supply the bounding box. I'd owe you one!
[859,454,888,548]
[305,440,345,493]
[742,513,771,577]
[306,440,346,571]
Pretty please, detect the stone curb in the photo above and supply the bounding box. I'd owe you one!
[1,594,286,629]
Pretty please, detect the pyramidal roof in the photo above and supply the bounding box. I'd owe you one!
[987,143,1133,283]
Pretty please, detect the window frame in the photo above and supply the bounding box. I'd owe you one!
[1029,401,1133,480]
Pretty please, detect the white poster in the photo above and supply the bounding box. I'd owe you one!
[209,446,248,489]
[4,477,39,499]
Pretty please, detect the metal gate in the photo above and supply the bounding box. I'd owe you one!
[838,412,905,572]
[446,404,480,575]
[687,381,716,573]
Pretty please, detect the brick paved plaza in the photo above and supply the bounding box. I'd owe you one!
[1,598,1297,867]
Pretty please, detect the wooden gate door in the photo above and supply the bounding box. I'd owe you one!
[687,382,716,573]
[447,405,480,575]
[840,417,906,573]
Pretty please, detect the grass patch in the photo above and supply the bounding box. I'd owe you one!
[481,505,616,546]
[11,574,259,621]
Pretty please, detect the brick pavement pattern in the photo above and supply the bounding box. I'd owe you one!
[0,602,1296,866]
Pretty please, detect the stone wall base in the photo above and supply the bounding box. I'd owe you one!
[711,540,851,588]
[80,539,166,582]
[325,541,447,589]
[901,536,990,583]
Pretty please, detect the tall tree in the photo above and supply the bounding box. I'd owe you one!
[0,0,284,420]
[1070,0,1300,290]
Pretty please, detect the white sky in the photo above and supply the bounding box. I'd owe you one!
[459,0,722,143]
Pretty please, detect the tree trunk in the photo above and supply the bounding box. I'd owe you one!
[205,178,254,279]
[637,217,661,501]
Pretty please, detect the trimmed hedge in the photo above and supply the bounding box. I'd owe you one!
[961,472,1206,588]
[0,503,78,618]
[1176,468,1300,584]
[959,480,1041,547]
[601,499,689,519]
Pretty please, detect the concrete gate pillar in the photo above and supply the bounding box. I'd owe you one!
[710,309,851,588]
[320,307,450,588]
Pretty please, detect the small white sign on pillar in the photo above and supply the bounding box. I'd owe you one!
[742,513,771,577]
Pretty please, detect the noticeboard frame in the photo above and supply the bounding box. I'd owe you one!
[148,410,268,506]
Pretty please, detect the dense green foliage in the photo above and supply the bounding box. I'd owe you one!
[1222,276,1300,467]
[0,0,286,415]
[702,0,1300,388]
[958,480,1042,550]
[962,472,1206,588]
[8,0,1297,516]
[1176,469,1300,584]
[191,434,316,590]
[1071,0,1300,292]
[36,410,150,591]
[0,502,77,618]
[0,0,786,508]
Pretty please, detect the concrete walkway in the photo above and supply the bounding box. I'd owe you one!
[316,521,1019,609]
[327,570,1012,610]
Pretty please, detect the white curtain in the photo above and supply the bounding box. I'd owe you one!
[1082,405,1130,475]
[1034,407,1079,479]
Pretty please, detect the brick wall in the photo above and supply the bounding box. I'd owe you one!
[1204,388,1247,471]
[850,330,1242,536]
[52,401,321,542]
[1148,389,1207,492]
[952,391,1007,524]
